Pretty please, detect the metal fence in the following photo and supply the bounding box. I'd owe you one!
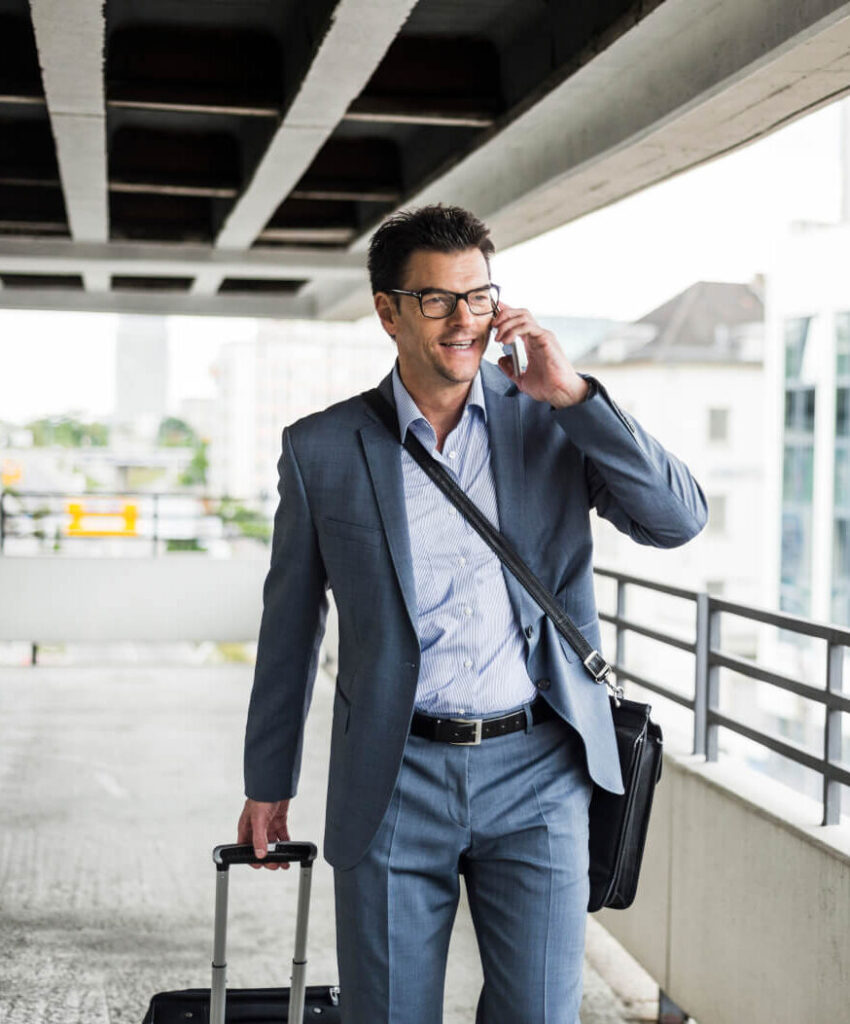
[0,490,271,555]
[594,567,850,826]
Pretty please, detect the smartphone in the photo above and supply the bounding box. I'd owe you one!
[503,337,528,376]
[490,315,528,376]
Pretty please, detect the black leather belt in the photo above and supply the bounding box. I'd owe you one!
[409,698,557,746]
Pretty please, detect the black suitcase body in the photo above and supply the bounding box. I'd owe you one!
[142,842,341,1024]
[142,985,341,1022]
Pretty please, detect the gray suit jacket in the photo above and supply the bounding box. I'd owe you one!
[244,360,707,869]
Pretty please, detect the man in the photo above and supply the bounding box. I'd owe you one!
[238,205,707,1023]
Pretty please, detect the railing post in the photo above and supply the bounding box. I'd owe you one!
[823,642,844,825]
[615,578,626,677]
[152,493,159,557]
[0,490,5,553]
[694,592,709,756]
[705,602,721,762]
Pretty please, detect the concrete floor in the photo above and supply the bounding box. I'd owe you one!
[0,662,657,1023]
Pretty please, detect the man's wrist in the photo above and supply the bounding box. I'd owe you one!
[548,374,593,409]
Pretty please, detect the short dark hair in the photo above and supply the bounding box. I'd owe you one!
[367,204,495,295]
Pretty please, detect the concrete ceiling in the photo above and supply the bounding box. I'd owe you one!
[1,0,850,318]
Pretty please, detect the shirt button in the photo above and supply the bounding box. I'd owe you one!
[525,625,534,639]
[458,556,467,566]
[464,659,473,669]
[536,678,551,691]
[448,451,457,460]
[463,606,472,616]
[448,508,457,517]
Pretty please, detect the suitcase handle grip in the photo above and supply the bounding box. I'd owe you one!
[213,841,317,870]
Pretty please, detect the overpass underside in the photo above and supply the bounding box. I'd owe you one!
[1,0,850,320]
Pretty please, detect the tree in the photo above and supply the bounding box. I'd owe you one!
[27,416,108,447]
[157,416,198,448]
[178,440,209,487]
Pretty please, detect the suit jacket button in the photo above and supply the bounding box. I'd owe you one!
[525,625,534,639]
[536,678,551,691]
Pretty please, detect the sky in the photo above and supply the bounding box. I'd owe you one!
[1,99,846,424]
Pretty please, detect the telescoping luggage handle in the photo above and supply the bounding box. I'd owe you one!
[210,842,318,1024]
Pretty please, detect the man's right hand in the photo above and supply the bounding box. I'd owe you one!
[236,798,291,870]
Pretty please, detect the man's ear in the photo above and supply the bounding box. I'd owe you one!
[374,292,398,340]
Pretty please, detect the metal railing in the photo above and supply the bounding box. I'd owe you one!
[594,567,850,826]
[0,490,271,555]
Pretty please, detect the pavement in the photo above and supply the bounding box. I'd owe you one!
[0,661,658,1023]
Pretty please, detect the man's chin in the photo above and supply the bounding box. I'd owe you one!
[433,349,484,384]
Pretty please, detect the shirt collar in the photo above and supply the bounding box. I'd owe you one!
[391,360,487,441]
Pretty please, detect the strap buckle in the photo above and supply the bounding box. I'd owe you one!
[449,718,483,745]
[583,650,625,706]
[583,649,611,682]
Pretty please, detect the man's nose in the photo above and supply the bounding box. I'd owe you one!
[448,296,477,327]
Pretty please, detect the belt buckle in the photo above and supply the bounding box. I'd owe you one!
[449,717,483,745]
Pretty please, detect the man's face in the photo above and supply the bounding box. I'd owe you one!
[375,248,493,397]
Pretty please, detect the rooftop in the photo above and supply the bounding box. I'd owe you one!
[580,281,764,366]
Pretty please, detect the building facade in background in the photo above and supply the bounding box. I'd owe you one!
[208,319,394,500]
[113,316,169,441]
[580,279,765,611]
[766,220,850,628]
[578,280,766,754]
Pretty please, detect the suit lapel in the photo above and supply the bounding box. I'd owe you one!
[480,363,533,623]
[359,372,418,635]
[482,365,525,544]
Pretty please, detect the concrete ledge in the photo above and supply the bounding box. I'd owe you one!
[598,745,850,1023]
[0,556,267,642]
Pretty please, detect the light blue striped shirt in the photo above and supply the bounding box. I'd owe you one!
[392,362,538,716]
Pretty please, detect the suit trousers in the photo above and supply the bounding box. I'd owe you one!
[333,703,594,1023]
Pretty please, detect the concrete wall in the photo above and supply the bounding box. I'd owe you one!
[598,750,850,1023]
[0,556,267,642]
[0,555,342,658]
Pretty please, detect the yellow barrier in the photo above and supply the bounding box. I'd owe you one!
[2,459,22,487]
[66,501,139,537]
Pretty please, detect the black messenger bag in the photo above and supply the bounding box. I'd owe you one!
[363,388,663,912]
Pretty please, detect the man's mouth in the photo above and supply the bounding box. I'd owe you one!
[440,339,476,349]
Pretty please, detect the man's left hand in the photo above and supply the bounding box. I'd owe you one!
[492,303,589,408]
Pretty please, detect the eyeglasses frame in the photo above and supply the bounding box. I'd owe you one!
[387,283,501,319]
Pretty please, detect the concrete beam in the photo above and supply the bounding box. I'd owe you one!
[28,0,108,244]
[311,0,850,319]
[83,269,111,293]
[215,0,419,250]
[189,271,226,297]
[0,288,316,319]
[0,238,367,281]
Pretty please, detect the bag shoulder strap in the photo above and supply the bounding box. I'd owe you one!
[361,387,619,699]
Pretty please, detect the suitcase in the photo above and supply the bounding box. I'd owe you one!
[142,841,342,1023]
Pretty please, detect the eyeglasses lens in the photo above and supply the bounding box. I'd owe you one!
[421,287,499,319]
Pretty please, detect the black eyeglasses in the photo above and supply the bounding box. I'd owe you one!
[388,284,500,319]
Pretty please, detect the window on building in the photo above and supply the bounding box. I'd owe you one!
[784,388,816,433]
[708,408,729,442]
[834,314,850,624]
[781,316,817,618]
[784,316,816,382]
[782,444,814,503]
[780,509,813,616]
[837,312,850,377]
[832,519,850,625]
[707,494,727,533]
